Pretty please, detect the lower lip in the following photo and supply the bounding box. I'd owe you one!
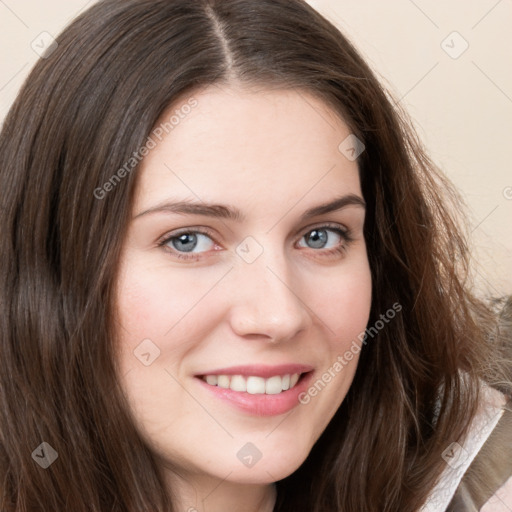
[195,372,314,416]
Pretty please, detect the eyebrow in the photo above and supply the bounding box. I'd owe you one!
[133,193,366,222]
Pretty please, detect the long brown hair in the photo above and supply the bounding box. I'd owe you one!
[0,1,509,510]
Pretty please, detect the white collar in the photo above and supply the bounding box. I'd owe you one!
[420,383,507,511]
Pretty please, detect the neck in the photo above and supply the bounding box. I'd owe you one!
[166,471,277,512]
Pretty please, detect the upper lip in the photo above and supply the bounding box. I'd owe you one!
[196,364,314,379]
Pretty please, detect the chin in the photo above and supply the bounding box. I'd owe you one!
[215,444,312,484]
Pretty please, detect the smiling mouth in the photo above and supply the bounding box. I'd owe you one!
[199,373,307,395]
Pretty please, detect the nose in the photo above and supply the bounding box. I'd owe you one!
[227,250,312,343]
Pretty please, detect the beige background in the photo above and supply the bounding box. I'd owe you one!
[1,0,511,297]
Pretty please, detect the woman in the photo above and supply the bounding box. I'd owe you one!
[0,0,510,511]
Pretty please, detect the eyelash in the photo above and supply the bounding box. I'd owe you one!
[157,223,354,262]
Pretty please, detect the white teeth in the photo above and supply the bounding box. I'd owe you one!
[265,375,283,395]
[202,372,304,394]
[205,375,218,386]
[217,375,230,389]
[230,375,246,392]
[247,376,266,394]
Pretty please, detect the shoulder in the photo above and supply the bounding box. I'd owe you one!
[457,394,512,512]
[481,475,512,511]
[422,385,512,512]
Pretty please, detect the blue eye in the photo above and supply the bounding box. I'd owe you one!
[158,224,353,262]
[163,231,215,255]
[299,227,343,250]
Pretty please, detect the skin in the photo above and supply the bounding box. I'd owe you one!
[114,83,372,512]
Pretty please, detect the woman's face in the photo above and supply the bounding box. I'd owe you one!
[114,84,372,486]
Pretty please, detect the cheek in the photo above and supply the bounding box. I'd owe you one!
[115,255,226,346]
[298,265,371,435]
[313,262,372,347]
[113,261,224,445]
[113,256,235,404]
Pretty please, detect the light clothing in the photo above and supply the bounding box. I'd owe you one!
[422,385,512,511]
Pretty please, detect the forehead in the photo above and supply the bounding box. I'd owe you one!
[133,85,362,217]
